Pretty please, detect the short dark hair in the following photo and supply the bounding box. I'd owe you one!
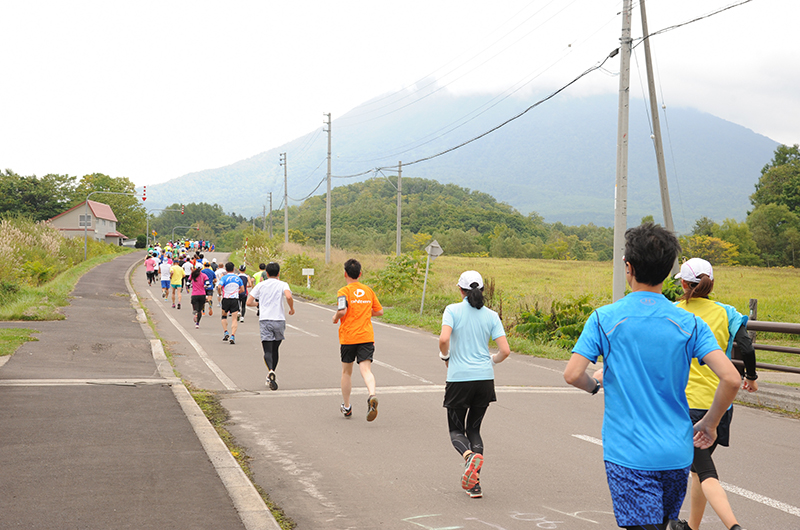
[259,263,266,271]
[225,261,235,272]
[266,262,280,277]
[344,258,361,280]
[624,223,681,286]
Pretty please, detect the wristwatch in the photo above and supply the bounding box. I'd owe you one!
[590,378,601,395]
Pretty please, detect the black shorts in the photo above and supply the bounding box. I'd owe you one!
[690,407,733,447]
[340,343,374,364]
[443,380,496,409]
[221,298,240,315]
[146,271,156,281]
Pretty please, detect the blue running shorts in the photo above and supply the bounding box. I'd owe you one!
[605,461,690,527]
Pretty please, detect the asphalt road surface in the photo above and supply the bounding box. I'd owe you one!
[133,255,800,530]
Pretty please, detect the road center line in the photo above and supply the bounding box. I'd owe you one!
[227,385,581,398]
[286,323,318,337]
[572,434,800,517]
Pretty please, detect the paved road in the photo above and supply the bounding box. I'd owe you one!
[133,255,800,530]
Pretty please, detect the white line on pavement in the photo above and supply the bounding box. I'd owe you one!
[572,434,800,518]
[373,359,434,384]
[298,299,418,334]
[228,385,583,399]
[147,289,240,392]
[286,323,318,337]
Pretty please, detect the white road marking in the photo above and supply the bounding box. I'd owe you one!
[573,434,800,517]
[720,482,800,517]
[286,323,318,337]
[0,378,177,387]
[229,385,583,399]
[147,289,240,392]
[373,359,433,384]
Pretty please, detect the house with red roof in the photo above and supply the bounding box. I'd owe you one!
[48,200,127,245]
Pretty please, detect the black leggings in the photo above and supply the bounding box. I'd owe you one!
[239,295,248,318]
[447,406,487,456]
[262,340,281,371]
[191,295,206,324]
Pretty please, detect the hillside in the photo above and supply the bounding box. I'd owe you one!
[143,92,778,232]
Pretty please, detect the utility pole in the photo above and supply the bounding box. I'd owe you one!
[324,112,332,264]
[612,0,633,302]
[640,0,678,275]
[396,161,402,257]
[281,152,288,244]
[268,191,273,238]
[262,204,266,231]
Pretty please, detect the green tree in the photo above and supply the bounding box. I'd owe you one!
[71,173,146,238]
[747,203,800,266]
[0,170,76,220]
[691,216,719,237]
[713,218,762,266]
[751,144,800,213]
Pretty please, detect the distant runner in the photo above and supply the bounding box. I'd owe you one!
[218,262,244,344]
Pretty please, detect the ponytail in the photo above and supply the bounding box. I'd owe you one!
[463,282,485,310]
[191,267,202,281]
[680,274,713,302]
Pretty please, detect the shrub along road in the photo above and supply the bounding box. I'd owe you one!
[134,255,800,529]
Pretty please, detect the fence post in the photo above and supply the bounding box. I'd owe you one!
[748,298,758,344]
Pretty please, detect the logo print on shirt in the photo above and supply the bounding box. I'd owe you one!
[640,297,656,306]
[354,288,365,298]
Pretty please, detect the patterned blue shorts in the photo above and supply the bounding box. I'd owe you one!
[605,461,690,527]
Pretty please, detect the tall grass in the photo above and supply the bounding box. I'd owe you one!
[0,216,131,320]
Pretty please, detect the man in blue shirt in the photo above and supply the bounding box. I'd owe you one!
[564,223,740,530]
[217,261,244,344]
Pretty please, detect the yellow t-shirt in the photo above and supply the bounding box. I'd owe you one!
[336,282,382,345]
[675,297,730,409]
[170,264,185,285]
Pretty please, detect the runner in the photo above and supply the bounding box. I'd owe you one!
[182,255,195,294]
[189,266,207,329]
[247,262,294,390]
[674,258,758,530]
[253,263,268,285]
[158,257,172,300]
[237,265,253,323]
[169,258,185,309]
[144,253,157,286]
[214,263,226,309]
[438,270,509,499]
[564,223,741,530]
[217,262,244,344]
[332,258,383,421]
[201,261,216,316]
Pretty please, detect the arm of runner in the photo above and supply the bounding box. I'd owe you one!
[285,289,294,315]
[564,353,600,394]
[491,335,510,365]
[246,294,257,307]
[693,348,741,449]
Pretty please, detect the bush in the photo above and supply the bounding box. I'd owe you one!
[515,295,595,350]
[282,253,317,286]
[374,254,423,296]
[135,235,146,248]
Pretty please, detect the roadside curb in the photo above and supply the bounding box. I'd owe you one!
[736,382,800,414]
[125,259,282,530]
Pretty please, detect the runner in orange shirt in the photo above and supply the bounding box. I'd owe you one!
[333,258,383,421]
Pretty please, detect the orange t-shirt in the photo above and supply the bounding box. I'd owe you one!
[336,282,382,345]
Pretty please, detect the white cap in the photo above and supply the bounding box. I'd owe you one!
[212,258,217,263]
[457,270,484,290]
[674,257,714,283]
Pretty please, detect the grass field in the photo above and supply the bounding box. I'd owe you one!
[256,245,800,368]
[0,328,38,356]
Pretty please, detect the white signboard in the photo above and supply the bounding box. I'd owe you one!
[302,268,315,276]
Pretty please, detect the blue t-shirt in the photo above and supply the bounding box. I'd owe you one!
[572,291,720,471]
[201,269,216,291]
[442,298,506,382]
[219,273,244,299]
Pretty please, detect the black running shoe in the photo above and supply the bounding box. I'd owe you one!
[466,482,482,498]
[267,371,278,391]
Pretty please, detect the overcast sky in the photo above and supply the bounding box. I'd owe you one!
[1,0,797,187]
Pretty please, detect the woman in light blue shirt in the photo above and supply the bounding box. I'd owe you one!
[438,270,510,499]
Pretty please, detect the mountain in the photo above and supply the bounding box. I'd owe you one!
[143,91,778,233]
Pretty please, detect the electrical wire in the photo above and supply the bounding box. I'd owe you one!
[633,0,754,49]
